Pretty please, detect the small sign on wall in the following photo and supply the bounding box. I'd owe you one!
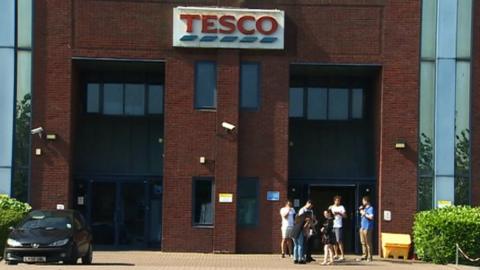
[219,193,233,203]
[267,191,280,201]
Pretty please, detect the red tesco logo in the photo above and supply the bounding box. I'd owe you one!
[180,14,279,35]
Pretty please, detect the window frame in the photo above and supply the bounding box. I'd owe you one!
[237,177,260,228]
[194,61,217,110]
[240,62,261,111]
[192,177,215,228]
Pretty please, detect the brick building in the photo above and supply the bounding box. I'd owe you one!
[0,0,478,254]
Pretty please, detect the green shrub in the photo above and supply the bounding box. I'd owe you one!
[413,206,480,264]
[0,195,31,255]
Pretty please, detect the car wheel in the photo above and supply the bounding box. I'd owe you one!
[81,244,93,265]
[64,245,78,265]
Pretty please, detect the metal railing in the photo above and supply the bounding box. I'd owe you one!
[456,243,480,266]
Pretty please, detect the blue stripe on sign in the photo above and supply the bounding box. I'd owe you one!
[220,36,238,42]
[240,37,258,43]
[260,37,278,43]
[180,35,198,41]
[200,36,218,42]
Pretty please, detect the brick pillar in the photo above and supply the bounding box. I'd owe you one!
[213,50,240,253]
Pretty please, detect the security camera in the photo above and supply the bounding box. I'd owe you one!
[31,127,44,138]
[221,122,236,131]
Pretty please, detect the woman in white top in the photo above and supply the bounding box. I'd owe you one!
[280,200,296,258]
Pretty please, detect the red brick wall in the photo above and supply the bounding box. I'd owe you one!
[32,0,421,254]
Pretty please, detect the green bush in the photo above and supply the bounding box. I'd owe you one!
[413,206,480,264]
[0,195,31,255]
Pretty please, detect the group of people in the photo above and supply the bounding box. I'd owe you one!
[280,196,374,265]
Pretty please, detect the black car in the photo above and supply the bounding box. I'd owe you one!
[3,209,93,265]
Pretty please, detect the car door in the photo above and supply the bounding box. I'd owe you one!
[73,213,90,256]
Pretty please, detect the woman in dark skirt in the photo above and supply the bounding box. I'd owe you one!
[320,209,336,265]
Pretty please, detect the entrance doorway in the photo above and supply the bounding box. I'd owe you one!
[75,178,163,248]
[306,184,376,254]
[309,186,356,253]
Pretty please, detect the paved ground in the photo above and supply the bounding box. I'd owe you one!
[0,252,478,270]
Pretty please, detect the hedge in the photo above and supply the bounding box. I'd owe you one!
[413,206,480,264]
[0,195,31,255]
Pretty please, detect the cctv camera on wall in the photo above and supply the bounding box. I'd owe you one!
[221,122,236,131]
[31,127,44,138]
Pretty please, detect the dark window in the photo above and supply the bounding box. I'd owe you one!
[237,178,259,227]
[86,83,100,113]
[351,88,364,119]
[195,62,216,109]
[289,88,304,117]
[307,88,327,120]
[240,63,260,110]
[103,83,123,115]
[328,88,349,120]
[125,84,145,116]
[148,85,164,114]
[290,87,364,120]
[193,178,214,226]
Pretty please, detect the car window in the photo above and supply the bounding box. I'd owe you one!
[19,217,72,230]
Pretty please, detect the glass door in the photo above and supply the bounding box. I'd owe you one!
[90,181,117,245]
[118,182,147,247]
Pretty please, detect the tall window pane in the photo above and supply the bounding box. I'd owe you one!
[328,88,349,120]
[289,88,304,117]
[240,63,260,110]
[307,88,327,120]
[195,62,216,109]
[0,49,15,168]
[421,0,437,59]
[455,61,471,205]
[193,179,213,225]
[0,168,12,195]
[103,83,124,115]
[351,88,364,119]
[17,0,33,48]
[148,85,164,114]
[237,178,258,227]
[456,0,472,59]
[86,84,100,113]
[419,62,435,177]
[0,1,15,47]
[125,84,145,116]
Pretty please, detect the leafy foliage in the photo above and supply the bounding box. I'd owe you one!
[0,195,31,254]
[414,206,480,264]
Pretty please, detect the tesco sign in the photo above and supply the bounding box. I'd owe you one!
[173,7,284,50]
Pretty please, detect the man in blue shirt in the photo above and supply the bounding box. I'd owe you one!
[358,196,374,262]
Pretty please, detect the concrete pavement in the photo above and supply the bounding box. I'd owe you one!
[0,252,478,270]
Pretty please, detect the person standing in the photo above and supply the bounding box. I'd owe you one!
[357,196,374,262]
[329,195,346,261]
[280,200,295,258]
[298,200,316,262]
[320,209,336,265]
[291,213,307,264]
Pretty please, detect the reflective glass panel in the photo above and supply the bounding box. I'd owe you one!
[0,1,15,47]
[421,0,437,58]
[0,49,15,167]
[307,88,327,120]
[456,0,472,59]
[125,84,145,116]
[195,62,216,109]
[86,83,100,113]
[17,0,33,48]
[289,88,304,117]
[0,168,12,196]
[240,63,259,109]
[351,88,364,119]
[148,85,164,114]
[328,88,349,120]
[193,179,213,225]
[419,61,435,176]
[103,83,124,115]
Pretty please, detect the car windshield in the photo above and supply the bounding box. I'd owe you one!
[19,216,72,230]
